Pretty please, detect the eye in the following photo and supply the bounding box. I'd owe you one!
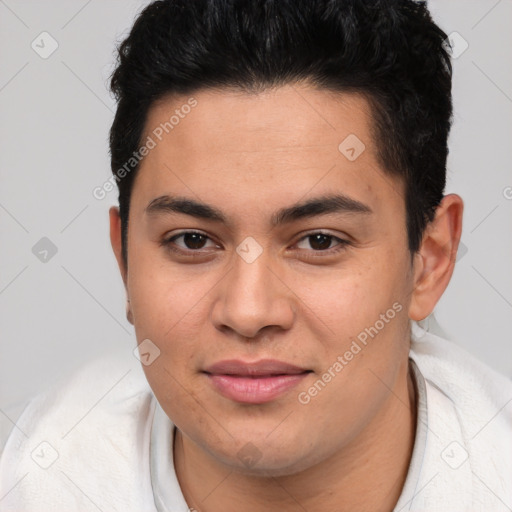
[294,232,349,253]
[162,231,218,253]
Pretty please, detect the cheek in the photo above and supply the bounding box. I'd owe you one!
[129,265,212,419]
[293,252,411,410]
[128,254,209,336]
[296,258,404,341]
[292,292,410,456]
[127,260,218,404]
[141,358,225,449]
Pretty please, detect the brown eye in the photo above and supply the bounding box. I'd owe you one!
[181,232,208,249]
[163,231,218,252]
[296,233,339,251]
[308,233,333,250]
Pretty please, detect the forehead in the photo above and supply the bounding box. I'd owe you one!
[144,84,374,155]
[132,84,404,222]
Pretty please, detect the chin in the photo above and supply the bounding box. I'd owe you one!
[207,436,325,478]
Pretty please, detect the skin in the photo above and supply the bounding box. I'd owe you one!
[109,83,463,511]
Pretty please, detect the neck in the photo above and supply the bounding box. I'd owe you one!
[174,360,417,512]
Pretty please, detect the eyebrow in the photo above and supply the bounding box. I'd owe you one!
[145,193,372,226]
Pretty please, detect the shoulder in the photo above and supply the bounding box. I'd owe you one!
[408,322,512,510]
[0,348,157,511]
[409,321,512,413]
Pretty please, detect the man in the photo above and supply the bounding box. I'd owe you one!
[1,1,510,511]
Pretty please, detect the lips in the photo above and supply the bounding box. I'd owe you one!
[203,359,311,404]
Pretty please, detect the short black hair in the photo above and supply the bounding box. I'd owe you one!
[109,0,453,266]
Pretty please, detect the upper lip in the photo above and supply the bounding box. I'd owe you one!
[203,359,310,377]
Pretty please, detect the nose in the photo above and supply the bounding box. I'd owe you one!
[210,247,295,339]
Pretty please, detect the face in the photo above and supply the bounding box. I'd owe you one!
[114,84,419,475]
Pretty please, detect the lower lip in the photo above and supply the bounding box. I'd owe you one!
[207,373,309,404]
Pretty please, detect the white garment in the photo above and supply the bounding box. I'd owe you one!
[0,323,511,511]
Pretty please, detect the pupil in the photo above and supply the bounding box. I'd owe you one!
[184,233,206,249]
[310,234,331,250]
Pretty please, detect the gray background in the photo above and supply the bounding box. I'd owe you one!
[1,0,511,446]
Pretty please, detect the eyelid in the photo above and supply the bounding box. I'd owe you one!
[162,230,220,250]
[292,230,350,252]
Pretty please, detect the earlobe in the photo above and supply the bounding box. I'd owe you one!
[126,298,134,325]
[408,194,464,321]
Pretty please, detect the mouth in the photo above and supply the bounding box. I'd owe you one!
[203,359,312,404]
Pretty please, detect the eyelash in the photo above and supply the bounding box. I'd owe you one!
[160,230,351,259]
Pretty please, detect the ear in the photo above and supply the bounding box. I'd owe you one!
[109,205,128,291]
[109,206,134,325]
[409,194,464,322]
